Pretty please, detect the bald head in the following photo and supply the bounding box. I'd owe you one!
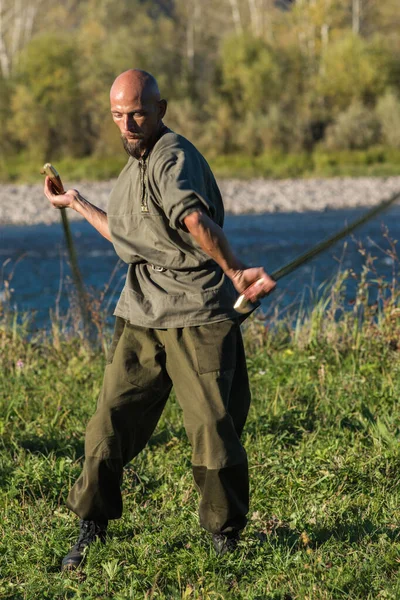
[110,69,167,159]
[110,69,161,105]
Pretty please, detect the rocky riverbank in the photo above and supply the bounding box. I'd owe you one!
[1,176,400,226]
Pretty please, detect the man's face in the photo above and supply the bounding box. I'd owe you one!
[110,91,163,159]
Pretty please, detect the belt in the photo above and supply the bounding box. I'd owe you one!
[150,264,166,272]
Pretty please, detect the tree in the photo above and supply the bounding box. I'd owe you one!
[317,34,391,112]
[0,0,44,78]
[1,0,400,162]
[219,33,282,114]
[11,33,86,159]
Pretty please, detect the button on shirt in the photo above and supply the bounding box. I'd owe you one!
[107,130,239,328]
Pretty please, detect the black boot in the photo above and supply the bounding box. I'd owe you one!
[212,531,240,556]
[61,519,108,571]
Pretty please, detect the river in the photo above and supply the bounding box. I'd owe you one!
[1,206,399,329]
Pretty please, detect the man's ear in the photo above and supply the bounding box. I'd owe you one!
[158,99,167,120]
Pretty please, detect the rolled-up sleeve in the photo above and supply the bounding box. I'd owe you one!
[153,149,216,230]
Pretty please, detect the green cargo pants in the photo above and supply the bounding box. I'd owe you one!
[67,317,251,534]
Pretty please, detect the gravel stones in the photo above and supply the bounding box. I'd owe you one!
[218,177,400,214]
[1,176,400,226]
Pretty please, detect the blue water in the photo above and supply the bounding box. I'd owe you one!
[1,206,399,328]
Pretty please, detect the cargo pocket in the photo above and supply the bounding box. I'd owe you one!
[192,320,238,374]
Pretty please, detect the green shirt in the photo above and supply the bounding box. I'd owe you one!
[108,130,239,328]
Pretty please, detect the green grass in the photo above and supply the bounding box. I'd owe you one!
[0,155,127,184]
[1,147,400,183]
[2,268,400,600]
[210,147,400,179]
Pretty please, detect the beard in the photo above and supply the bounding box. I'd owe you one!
[121,135,146,159]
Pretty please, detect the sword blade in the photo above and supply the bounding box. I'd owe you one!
[234,191,400,314]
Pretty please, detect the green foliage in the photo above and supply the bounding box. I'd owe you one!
[3,147,400,183]
[317,34,391,112]
[0,77,15,155]
[312,147,400,177]
[220,34,282,114]
[376,91,400,149]
[1,1,400,168]
[0,153,126,183]
[323,101,381,151]
[11,33,86,160]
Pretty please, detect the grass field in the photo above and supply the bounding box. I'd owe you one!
[2,266,400,599]
[1,147,400,183]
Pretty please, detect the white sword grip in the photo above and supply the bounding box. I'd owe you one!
[233,294,254,314]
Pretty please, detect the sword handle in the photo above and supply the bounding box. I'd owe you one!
[234,294,256,314]
[40,162,65,195]
[233,278,264,314]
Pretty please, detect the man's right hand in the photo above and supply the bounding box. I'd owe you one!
[44,176,79,210]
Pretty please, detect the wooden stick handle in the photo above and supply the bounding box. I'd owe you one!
[40,163,65,195]
[41,162,92,334]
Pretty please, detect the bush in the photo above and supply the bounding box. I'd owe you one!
[323,102,381,150]
[163,98,206,153]
[229,110,289,155]
[376,91,400,149]
[198,98,236,157]
[256,106,307,153]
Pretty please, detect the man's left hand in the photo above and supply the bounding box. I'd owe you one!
[229,267,276,303]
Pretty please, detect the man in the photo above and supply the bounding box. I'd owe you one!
[44,69,276,569]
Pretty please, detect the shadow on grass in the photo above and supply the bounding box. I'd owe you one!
[310,519,400,545]
[0,426,187,500]
[0,435,85,491]
[0,464,15,490]
[13,423,186,458]
[253,517,400,553]
[247,401,318,447]
[147,424,187,448]
[18,435,84,458]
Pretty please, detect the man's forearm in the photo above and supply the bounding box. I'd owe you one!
[184,209,276,300]
[183,210,244,278]
[74,193,111,242]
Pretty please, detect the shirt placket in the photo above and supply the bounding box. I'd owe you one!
[139,156,149,214]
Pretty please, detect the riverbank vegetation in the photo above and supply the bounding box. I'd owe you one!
[2,245,400,598]
[3,147,400,184]
[1,0,400,182]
